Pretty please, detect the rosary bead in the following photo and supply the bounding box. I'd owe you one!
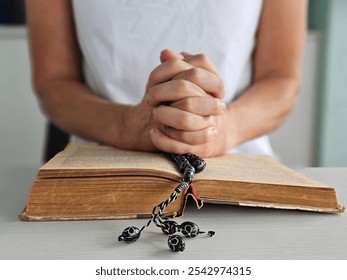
[169,153,191,173]
[168,235,185,252]
[184,153,206,173]
[193,160,206,173]
[118,226,141,243]
[180,221,200,238]
[182,165,195,184]
[161,220,179,235]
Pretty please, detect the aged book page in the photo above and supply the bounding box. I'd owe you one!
[41,144,332,189]
[39,144,181,179]
[196,153,330,188]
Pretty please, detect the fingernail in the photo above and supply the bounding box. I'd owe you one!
[220,102,227,111]
[160,49,180,62]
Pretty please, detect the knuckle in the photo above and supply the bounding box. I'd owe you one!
[196,53,210,64]
[188,67,201,79]
[148,69,157,85]
[146,86,158,104]
[167,57,182,69]
[175,79,188,91]
[178,114,194,130]
[176,79,190,94]
[179,98,194,112]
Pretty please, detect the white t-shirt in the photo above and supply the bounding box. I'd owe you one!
[71,0,273,156]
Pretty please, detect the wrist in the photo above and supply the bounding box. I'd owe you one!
[224,102,241,150]
[106,103,134,149]
[108,103,155,152]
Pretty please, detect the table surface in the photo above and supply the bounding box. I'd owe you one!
[0,166,346,260]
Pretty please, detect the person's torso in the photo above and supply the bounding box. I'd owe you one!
[71,0,273,156]
[72,0,263,104]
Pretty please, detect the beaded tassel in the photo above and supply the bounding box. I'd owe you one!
[118,153,214,252]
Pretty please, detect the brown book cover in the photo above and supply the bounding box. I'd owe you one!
[20,144,345,221]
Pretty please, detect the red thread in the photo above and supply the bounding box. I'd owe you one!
[189,183,201,200]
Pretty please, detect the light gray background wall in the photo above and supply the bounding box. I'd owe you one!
[269,32,320,167]
[0,27,45,169]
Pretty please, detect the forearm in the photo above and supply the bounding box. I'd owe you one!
[223,0,306,148]
[26,1,131,148]
[228,77,299,147]
[35,78,129,147]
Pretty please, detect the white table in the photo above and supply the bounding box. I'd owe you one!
[0,166,346,260]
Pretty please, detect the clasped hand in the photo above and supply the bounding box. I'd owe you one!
[125,50,231,157]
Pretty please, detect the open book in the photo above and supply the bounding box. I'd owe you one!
[20,144,344,221]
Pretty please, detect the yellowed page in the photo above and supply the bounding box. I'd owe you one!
[195,154,330,188]
[41,144,330,189]
[40,144,181,178]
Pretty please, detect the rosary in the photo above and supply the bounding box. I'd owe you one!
[118,153,215,252]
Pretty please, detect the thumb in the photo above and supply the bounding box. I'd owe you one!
[160,49,184,63]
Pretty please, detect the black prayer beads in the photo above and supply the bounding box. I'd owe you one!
[161,220,179,235]
[118,152,214,252]
[180,221,200,238]
[161,220,215,238]
[167,152,201,188]
[168,235,185,252]
[168,153,206,184]
[118,226,141,243]
[184,153,206,173]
